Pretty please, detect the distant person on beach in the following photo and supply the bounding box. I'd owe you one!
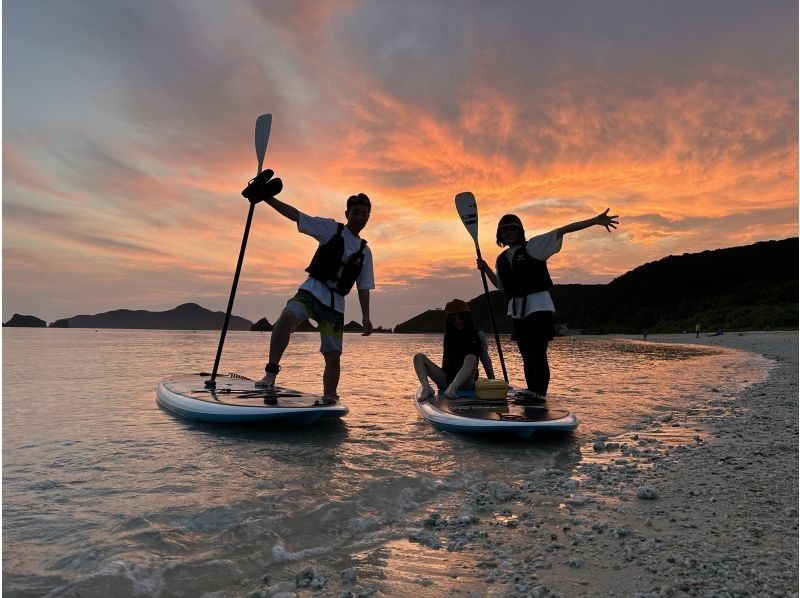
[413,299,495,399]
[244,178,375,404]
[695,323,701,338]
[477,209,618,399]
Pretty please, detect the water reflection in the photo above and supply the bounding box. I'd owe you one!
[3,329,769,596]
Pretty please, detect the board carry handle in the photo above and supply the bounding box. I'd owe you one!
[455,191,509,383]
[206,114,272,388]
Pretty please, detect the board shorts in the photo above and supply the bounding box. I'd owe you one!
[511,310,555,342]
[285,289,345,354]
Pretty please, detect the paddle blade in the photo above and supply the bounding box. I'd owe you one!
[254,113,272,173]
[455,191,479,241]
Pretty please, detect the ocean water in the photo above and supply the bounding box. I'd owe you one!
[2,329,770,596]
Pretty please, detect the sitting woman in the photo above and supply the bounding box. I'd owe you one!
[413,299,495,399]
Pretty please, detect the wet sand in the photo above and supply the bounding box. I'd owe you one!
[247,331,797,597]
[425,331,799,597]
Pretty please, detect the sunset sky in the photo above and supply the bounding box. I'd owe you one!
[4,0,798,328]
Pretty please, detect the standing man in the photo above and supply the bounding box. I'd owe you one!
[243,175,374,404]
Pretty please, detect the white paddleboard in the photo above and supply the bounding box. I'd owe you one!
[156,373,348,425]
[414,387,578,439]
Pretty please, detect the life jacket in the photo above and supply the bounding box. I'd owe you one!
[496,246,553,316]
[305,223,368,308]
[441,329,482,385]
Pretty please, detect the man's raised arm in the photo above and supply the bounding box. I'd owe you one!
[263,196,299,222]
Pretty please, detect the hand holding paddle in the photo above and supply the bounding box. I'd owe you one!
[242,169,284,203]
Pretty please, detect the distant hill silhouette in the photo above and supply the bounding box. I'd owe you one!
[343,320,364,332]
[395,238,798,334]
[13,238,797,334]
[251,318,273,331]
[3,314,47,328]
[394,284,602,334]
[250,318,390,333]
[570,238,798,333]
[48,303,253,330]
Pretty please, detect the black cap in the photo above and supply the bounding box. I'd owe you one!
[498,214,523,230]
[347,193,371,211]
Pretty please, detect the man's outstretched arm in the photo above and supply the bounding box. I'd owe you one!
[263,196,299,222]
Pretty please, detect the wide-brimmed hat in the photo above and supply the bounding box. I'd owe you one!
[444,299,471,314]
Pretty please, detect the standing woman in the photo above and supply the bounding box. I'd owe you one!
[477,209,618,400]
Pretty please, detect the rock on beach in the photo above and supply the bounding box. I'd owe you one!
[242,332,797,598]
[404,332,798,597]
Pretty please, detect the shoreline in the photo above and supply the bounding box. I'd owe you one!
[243,331,797,597]
[424,331,799,597]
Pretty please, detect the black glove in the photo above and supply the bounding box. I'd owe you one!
[262,176,283,199]
[242,169,282,203]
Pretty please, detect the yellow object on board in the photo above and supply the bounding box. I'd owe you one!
[474,378,509,399]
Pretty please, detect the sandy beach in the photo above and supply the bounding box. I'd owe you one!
[417,331,799,597]
[247,331,797,598]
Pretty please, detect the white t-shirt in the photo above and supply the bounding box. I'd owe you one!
[297,213,375,314]
[496,229,562,318]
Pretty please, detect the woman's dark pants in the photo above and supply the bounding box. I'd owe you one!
[512,311,555,396]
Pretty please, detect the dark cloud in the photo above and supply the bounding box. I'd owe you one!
[324,0,797,172]
[3,202,74,227]
[4,201,171,258]
[5,0,293,174]
[48,135,144,186]
[337,0,797,105]
[626,206,797,232]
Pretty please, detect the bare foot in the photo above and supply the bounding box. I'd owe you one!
[444,386,459,399]
[255,373,276,389]
[418,385,435,400]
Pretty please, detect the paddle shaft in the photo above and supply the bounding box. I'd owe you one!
[206,201,256,387]
[473,241,509,383]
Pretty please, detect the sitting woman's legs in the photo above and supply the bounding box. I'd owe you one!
[445,354,478,398]
[413,353,448,398]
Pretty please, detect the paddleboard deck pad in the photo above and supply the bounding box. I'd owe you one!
[156,373,348,424]
[415,388,577,438]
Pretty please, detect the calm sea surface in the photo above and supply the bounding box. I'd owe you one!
[3,329,770,596]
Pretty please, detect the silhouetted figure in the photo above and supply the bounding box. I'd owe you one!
[245,182,375,404]
[477,208,619,398]
[413,299,495,399]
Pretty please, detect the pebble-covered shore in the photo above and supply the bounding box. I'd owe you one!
[246,331,797,598]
